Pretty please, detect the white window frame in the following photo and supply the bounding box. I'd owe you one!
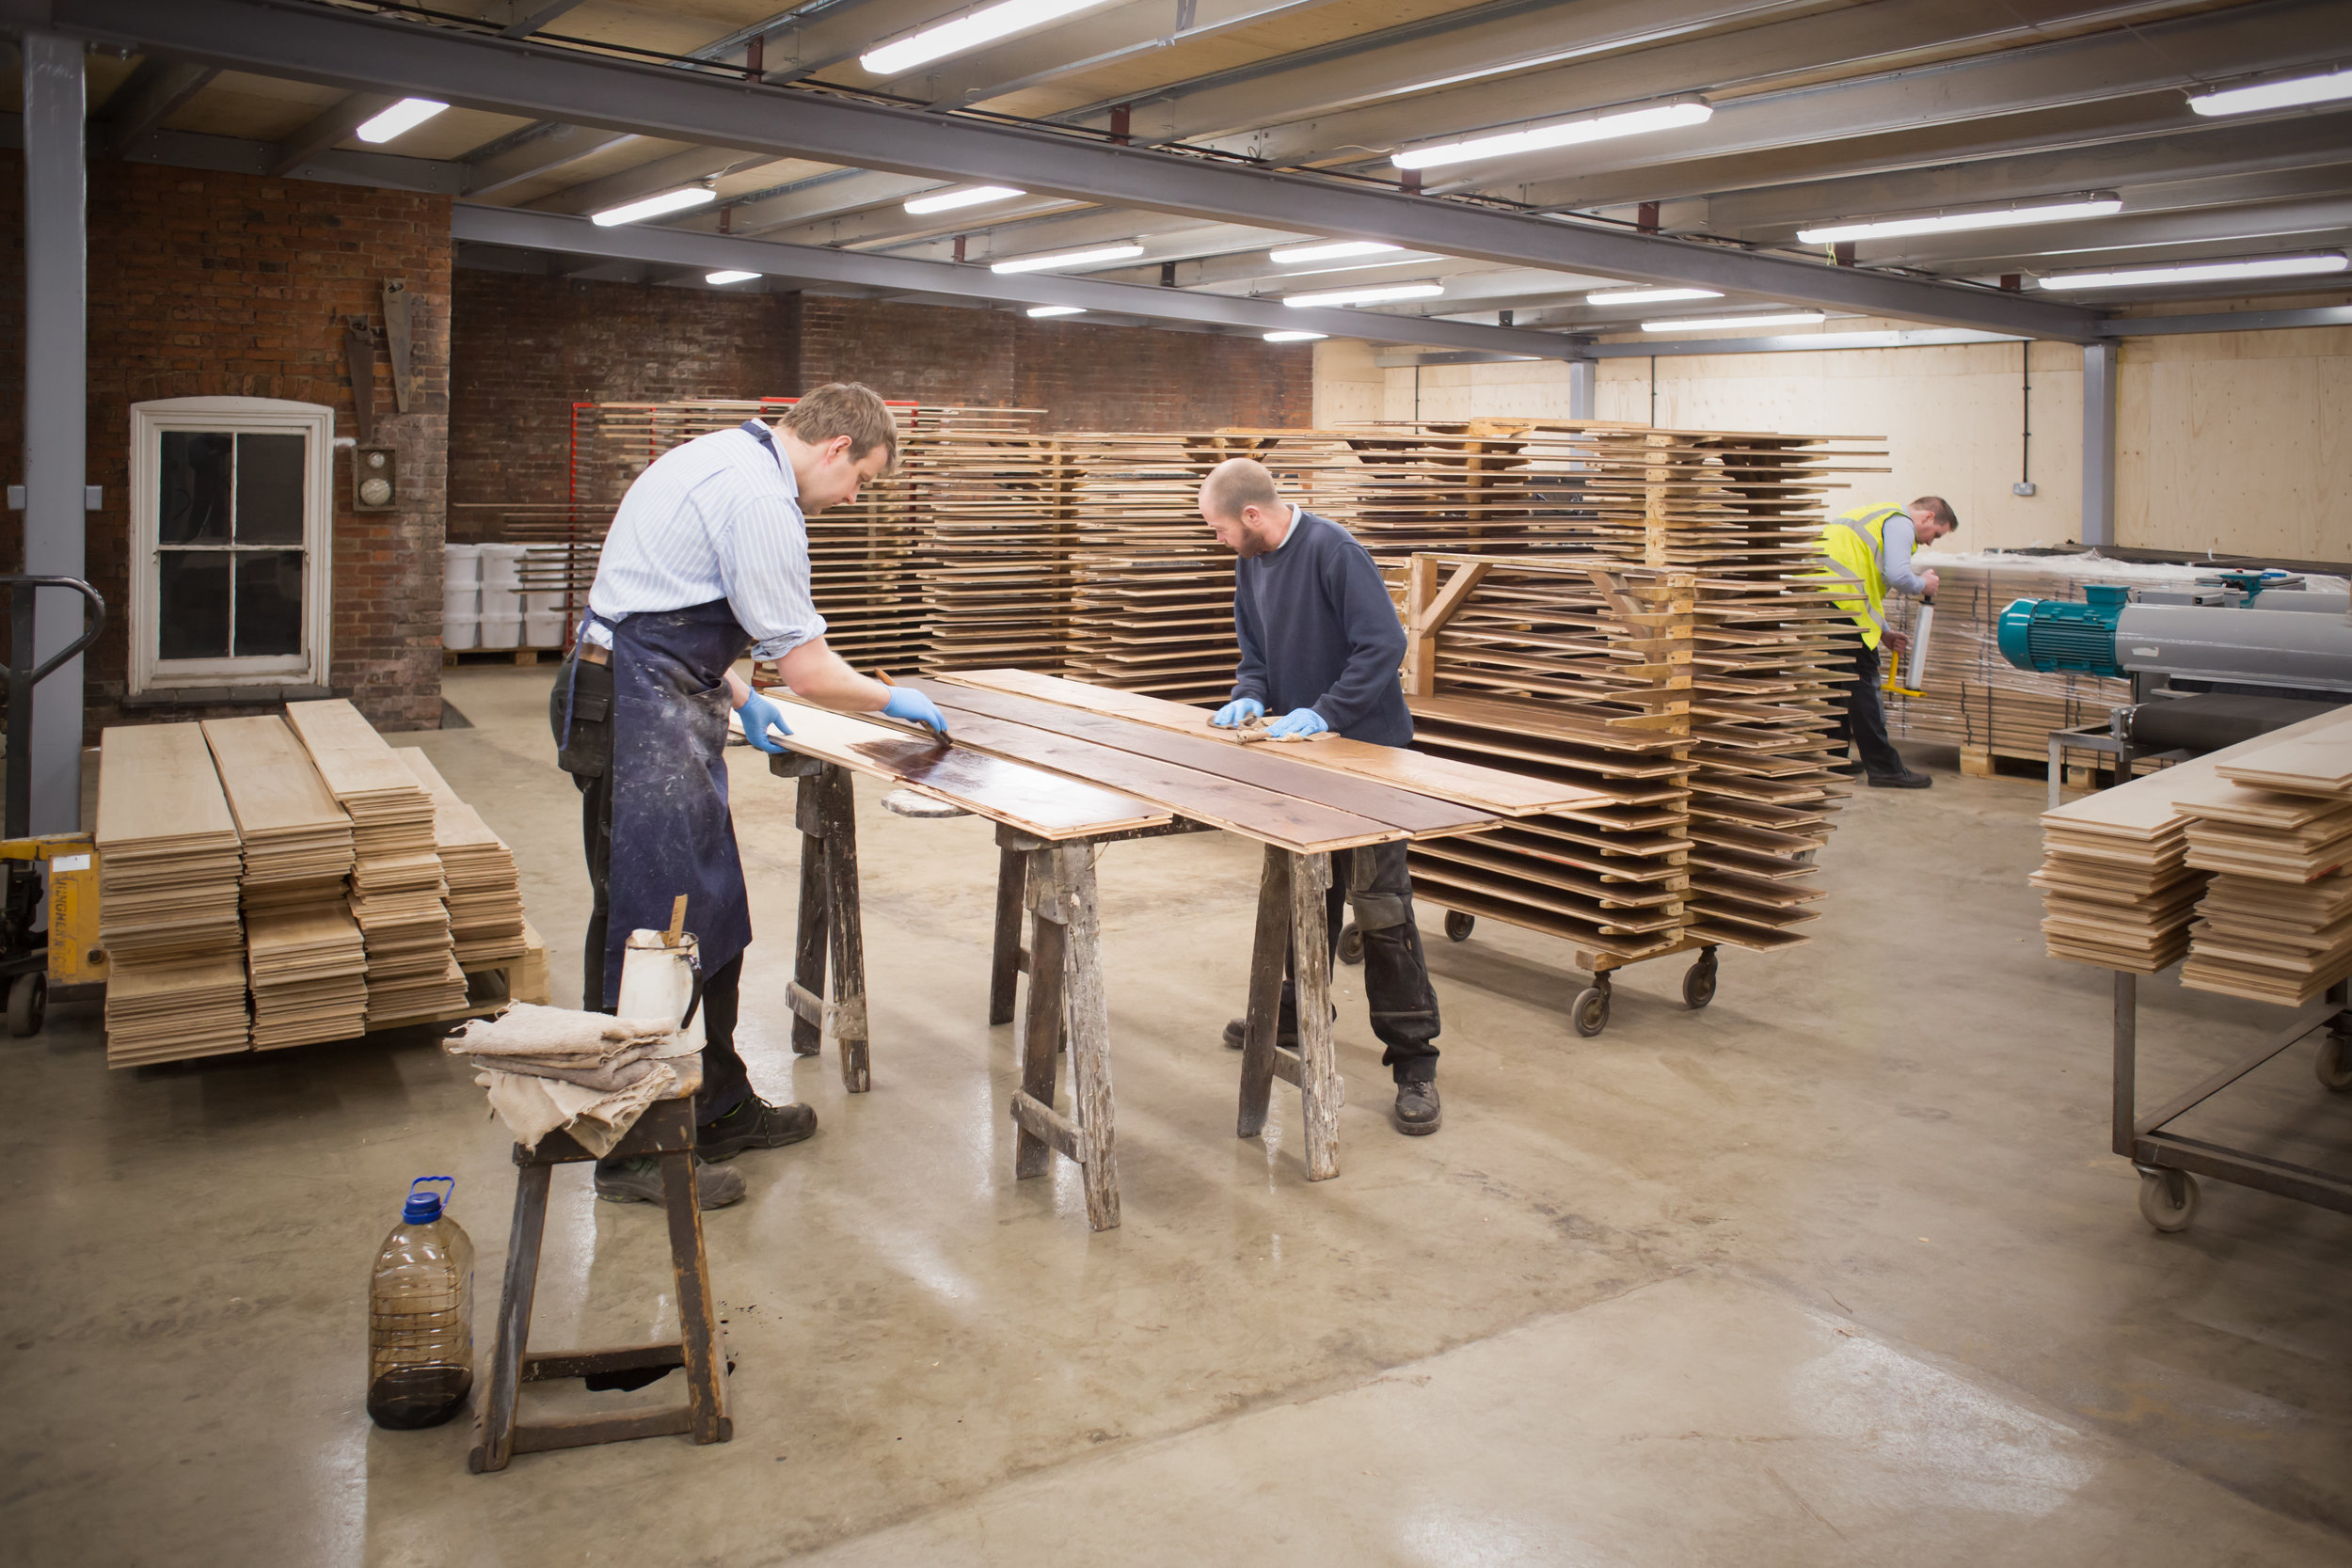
[129,396,335,694]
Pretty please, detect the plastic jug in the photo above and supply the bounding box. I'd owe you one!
[367,1176,475,1430]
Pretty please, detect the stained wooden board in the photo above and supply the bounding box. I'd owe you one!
[755,700,1169,840]
[913,677,1504,837]
[938,668,1603,817]
[831,695,1402,854]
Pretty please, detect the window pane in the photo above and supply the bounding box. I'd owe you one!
[235,433,307,545]
[157,550,231,659]
[233,550,305,657]
[158,431,232,545]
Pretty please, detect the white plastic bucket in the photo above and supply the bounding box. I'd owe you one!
[480,544,528,586]
[525,610,565,646]
[442,544,482,585]
[526,591,570,616]
[443,616,481,651]
[442,586,479,622]
[478,611,523,650]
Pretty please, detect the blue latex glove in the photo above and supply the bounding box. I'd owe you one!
[1212,696,1265,729]
[883,687,950,737]
[736,690,793,753]
[1264,706,1329,740]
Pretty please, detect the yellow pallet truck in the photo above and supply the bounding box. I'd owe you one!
[3,576,107,1036]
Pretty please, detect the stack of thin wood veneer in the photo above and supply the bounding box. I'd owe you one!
[2180,721,2352,1004]
[285,700,469,1026]
[94,723,250,1065]
[916,420,1073,674]
[202,716,370,1049]
[396,748,530,967]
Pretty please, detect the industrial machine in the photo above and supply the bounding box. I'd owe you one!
[1998,571,2352,806]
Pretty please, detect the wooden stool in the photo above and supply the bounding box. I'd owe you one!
[772,752,871,1091]
[469,1099,731,1472]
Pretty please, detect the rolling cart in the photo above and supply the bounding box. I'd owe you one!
[1341,912,1721,1038]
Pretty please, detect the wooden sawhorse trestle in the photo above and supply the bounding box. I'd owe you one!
[772,753,870,1092]
[989,827,1349,1206]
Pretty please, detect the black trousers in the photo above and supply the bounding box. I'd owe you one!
[579,766,753,1125]
[1277,840,1441,1084]
[1831,640,1908,779]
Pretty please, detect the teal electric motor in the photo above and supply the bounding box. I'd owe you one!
[1996,584,2131,676]
[1997,581,2352,690]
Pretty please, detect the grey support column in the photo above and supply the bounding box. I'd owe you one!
[21,33,87,833]
[2080,341,2118,550]
[1567,356,1597,421]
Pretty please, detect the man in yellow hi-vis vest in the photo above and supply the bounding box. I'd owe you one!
[1812,496,1957,787]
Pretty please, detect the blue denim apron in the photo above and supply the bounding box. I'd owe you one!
[595,599,756,1007]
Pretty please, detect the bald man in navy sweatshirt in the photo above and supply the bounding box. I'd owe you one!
[1201,457,1444,1135]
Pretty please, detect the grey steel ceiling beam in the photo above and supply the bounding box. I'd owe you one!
[461,123,637,197]
[94,55,214,156]
[1204,0,2211,170]
[1573,327,2028,356]
[525,145,764,215]
[9,0,2104,338]
[1705,112,2352,236]
[1857,196,2352,270]
[267,89,395,177]
[499,0,590,38]
[2099,305,2352,335]
[450,203,1595,356]
[755,0,984,86]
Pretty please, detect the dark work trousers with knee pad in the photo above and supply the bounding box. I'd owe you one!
[1278,839,1441,1083]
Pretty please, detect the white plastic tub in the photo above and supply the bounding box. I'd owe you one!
[443,543,483,586]
[478,611,524,650]
[443,615,481,651]
[479,544,529,587]
[524,610,566,646]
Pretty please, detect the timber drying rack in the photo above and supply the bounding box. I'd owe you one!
[747,671,1606,1232]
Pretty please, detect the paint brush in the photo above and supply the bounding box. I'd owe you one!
[875,670,952,750]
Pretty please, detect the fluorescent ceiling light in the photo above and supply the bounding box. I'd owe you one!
[1269,241,1402,264]
[593,185,716,227]
[705,270,760,286]
[1795,196,2121,245]
[904,185,1025,215]
[1586,287,1722,305]
[862,0,1115,76]
[1284,283,1445,309]
[1264,330,1327,341]
[355,98,447,144]
[2037,252,2349,290]
[1642,311,1826,332]
[1026,305,1086,318]
[2190,67,2352,117]
[1393,101,1711,171]
[990,243,1143,274]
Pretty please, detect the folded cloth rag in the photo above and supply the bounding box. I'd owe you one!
[448,1004,702,1154]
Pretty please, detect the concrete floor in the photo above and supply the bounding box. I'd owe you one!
[4,663,2348,1566]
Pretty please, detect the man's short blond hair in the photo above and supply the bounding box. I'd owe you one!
[1200,457,1282,519]
[783,382,899,469]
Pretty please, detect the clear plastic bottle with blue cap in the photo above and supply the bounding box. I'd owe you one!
[367,1176,475,1430]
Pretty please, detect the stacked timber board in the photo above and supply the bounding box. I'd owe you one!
[396,749,530,967]
[285,700,469,1026]
[2033,705,2352,984]
[2180,722,2352,1005]
[915,417,1070,675]
[94,723,249,1065]
[202,716,369,1050]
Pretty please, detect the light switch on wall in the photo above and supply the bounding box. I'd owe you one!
[86,485,103,510]
[5,485,22,510]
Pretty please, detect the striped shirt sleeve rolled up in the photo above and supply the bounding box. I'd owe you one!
[585,422,828,658]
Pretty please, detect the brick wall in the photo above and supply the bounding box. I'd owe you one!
[446,269,802,527]
[798,296,1315,430]
[0,153,452,735]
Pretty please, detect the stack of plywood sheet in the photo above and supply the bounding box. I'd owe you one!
[94,723,249,1065]
[2179,722,2352,1005]
[395,748,529,967]
[285,700,468,1026]
[916,418,1071,675]
[201,716,369,1050]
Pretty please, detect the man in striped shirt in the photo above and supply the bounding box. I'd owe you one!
[552,383,947,1210]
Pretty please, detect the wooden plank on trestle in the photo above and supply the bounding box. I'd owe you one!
[911,678,1504,837]
[936,668,1605,817]
[796,694,1401,854]
[752,700,1170,841]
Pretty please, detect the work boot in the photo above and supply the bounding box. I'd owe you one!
[1221,1004,1336,1051]
[1393,1080,1442,1135]
[1868,768,1933,789]
[594,1154,745,1210]
[696,1094,818,1161]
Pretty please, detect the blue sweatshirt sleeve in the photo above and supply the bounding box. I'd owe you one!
[1310,533,1408,733]
[1232,564,1270,705]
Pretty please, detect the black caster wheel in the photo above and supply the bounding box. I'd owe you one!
[1444,911,1475,943]
[2137,1168,2199,1233]
[2317,1032,2352,1093]
[1682,955,1718,1010]
[1338,922,1365,966]
[8,973,45,1038]
[1571,983,1611,1038]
